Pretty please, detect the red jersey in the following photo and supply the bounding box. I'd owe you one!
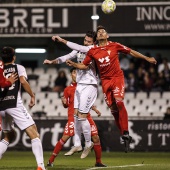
[0,60,12,88]
[83,42,131,80]
[63,82,77,120]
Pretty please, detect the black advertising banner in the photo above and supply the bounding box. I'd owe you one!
[97,2,170,36]
[0,2,170,37]
[4,120,170,152]
[0,4,93,36]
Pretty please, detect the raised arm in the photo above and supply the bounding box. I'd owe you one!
[130,49,157,64]
[43,50,77,65]
[52,35,92,53]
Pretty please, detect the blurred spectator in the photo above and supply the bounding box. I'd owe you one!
[155,72,167,92]
[120,54,130,71]
[163,107,170,120]
[162,64,170,90]
[124,62,136,78]
[135,67,145,91]
[126,72,137,92]
[143,72,153,92]
[155,53,163,70]
[148,65,158,91]
[53,70,68,93]
[158,57,170,73]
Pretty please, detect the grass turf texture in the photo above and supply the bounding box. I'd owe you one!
[0,151,169,170]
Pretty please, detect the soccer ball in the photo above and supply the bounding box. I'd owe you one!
[101,0,116,14]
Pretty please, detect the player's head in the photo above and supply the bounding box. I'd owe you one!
[70,67,76,83]
[84,30,96,46]
[96,25,109,41]
[1,47,15,64]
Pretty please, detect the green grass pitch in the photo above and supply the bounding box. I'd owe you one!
[0,151,170,170]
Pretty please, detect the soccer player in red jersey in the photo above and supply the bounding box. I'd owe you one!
[47,68,106,168]
[55,25,157,152]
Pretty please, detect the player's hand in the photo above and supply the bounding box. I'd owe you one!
[61,96,68,108]
[91,105,101,117]
[147,57,157,64]
[29,96,35,108]
[96,110,101,117]
[61,96,67,105]
[52,35,67,44]
[7,73,18,84]
[66,59,74,66]
[43,59,52,64]
[52,35,62,42]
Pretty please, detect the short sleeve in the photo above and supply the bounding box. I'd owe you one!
[115,42,131,54]
[17,64,27,79]
[83,50,93,66]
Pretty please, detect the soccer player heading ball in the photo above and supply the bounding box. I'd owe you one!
[52,25,157,153]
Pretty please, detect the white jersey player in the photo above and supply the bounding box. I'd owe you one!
[0,47,46,170]
[44,31,98,158]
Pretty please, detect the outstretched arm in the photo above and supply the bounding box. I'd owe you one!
[43,50,77,65]
[130,49,157,64]
[52,35,92,53]
[66,59,88,70]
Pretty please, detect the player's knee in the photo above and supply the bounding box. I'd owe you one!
[115,100,124,110]
[92,135,100,143]
[3,129,17,143]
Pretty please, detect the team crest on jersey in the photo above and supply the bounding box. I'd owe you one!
[107,50,111,55]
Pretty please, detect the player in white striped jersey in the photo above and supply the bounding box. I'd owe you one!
[0,47,46,170]
[44,31,98,158]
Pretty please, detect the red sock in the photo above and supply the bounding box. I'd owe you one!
[49,139,65,163]
[93,142,102,164]
[116,100,128,135]
[111,110,122,132]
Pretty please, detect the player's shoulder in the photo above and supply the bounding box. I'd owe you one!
[88,45,100,53]
[16,64,26,70]
[0,60,4,70]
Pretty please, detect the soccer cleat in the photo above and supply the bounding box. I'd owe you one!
[120,136,124,144]
[64,146,83,156]
[80,142,94,159]
[122,135,132,153]
[95,162,107,167]
[47,160,53,167]
[36,167,46,170]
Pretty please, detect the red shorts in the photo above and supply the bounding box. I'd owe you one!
[87,114,98,136]
[63,120,74,136]
[101,76,125,107]
[63,115,98,137]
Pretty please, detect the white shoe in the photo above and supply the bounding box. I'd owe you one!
[80,142,94,159]
[64,146,82,156]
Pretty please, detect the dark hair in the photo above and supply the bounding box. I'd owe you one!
[97,25,107,33]
[1,47,15,63]
[85,30,97,42]
[70,67,76,73]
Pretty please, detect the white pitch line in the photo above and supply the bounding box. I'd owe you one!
[86,164,145,170]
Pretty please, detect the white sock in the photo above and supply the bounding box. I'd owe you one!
[78,118,91,148]
[31,137,45,168]
[74,116,82,147]
[0,139,9,159]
